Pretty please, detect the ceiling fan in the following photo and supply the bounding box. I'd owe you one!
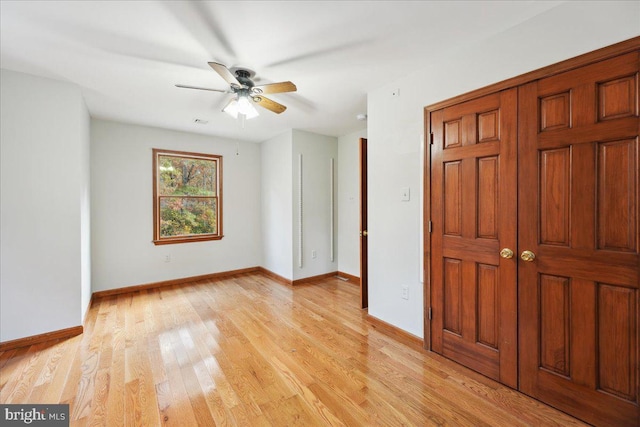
[176,62,297,119]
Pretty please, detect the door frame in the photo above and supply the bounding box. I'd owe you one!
[423,120,432,349]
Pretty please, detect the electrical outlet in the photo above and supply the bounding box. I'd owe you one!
[164,255,171,263]
[402,285,409,300]
[311,250,317,259]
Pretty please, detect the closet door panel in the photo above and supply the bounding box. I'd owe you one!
[431,89,518,388]
[518,52,640,427]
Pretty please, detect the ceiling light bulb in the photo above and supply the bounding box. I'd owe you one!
[223,99,239,118]
[237,96,259,119]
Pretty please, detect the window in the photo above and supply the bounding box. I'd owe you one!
[153,149,222,245]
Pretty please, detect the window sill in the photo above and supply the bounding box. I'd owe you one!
[153,235,224,245]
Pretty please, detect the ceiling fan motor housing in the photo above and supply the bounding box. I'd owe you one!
[235,69,254,89]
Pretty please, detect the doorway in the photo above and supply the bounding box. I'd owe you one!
[360,138,368,309]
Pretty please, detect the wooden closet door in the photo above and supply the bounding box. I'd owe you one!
[518,52,640,426]
[431,88,518,388]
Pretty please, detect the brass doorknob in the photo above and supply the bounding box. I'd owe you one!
[521,250,536,262]
[362,230,368,237]
[500,248,514,259]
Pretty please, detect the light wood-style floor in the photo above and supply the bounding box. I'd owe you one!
[1,273,586,426]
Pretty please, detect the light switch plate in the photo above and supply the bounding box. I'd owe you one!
[401,187,410,201]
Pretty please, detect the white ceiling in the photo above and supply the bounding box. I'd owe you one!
[1,1,564,143]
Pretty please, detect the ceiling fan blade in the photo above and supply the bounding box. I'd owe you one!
[175,84,230,93]
[252,81,297,94]
[208,62,241,87]
[252,95,287,114]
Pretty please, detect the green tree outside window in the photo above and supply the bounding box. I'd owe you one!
[153,149,222,244]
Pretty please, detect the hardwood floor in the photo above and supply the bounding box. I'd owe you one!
[0,272,586,426]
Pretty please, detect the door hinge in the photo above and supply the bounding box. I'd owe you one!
[428,220,432,233]
[428,307,432,320]
[429,133,434,145]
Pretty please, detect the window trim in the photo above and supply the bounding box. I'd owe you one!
[152,148,223,245]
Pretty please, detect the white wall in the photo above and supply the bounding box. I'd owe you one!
[1,69,90,342]
[80,95,91,321]
[260,129,339,281]
[292,130,338,280]
[90,120,262,291]
[260,131,294,280]
[337,128,366,277]
[366,1,640,338]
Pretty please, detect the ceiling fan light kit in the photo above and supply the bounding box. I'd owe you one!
[176,62,297,121]
[223,95,259,119]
